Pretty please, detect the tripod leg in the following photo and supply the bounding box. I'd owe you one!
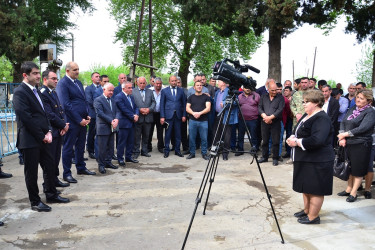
[203,156,220,215]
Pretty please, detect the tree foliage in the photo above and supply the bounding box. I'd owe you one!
[174,0,345,82]
[355,44,374,85]
[0,55,13,82]
[109,0,263,87]
[0,0,93,82]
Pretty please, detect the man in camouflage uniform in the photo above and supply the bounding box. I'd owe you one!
[290,77,309,126]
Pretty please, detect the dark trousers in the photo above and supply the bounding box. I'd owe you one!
[22,144,57,205]
[238,119,258,151]
[117,127,134,161]
[165,113,182,153]
[213,116,232,156]
[148,112,164,151]
[97,133,114,167]
[133,122,151,155]
[62,125,87,178]
[261,120,281,160]
[86,119,96,154]
[172,119,189,151]
[49,135,62,178]
[284,117,293,155]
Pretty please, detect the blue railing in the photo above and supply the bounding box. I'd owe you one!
[0,83,20,158]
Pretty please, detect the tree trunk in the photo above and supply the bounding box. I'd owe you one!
[12,63,22,83]
[178,59,190,88]
[268,28,282,83]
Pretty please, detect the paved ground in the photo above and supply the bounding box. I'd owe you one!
[0,143,374,249]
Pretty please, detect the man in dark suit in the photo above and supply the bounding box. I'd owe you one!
[40,70,70,188]
[94,83,119,174]
[132,76,156,158]
[13,61,69,212]
[93,75,110,100]
[115,81,140,166]
[160,75,187,158]
[321,84,340,145]
[113,73,127,97]
[148,77,164,153]
[84,72,101,159]
[56,62,96,184]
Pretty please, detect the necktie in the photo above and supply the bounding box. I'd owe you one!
[127,95,133,108]
[107,97,112,111]
[172,88,176,98]
[73,79,83,94]
[141,90,145,102]
[33,88,44,110]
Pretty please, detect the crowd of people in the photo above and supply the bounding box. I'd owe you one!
[0,60,374,227]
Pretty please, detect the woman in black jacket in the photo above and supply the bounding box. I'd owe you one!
[337,89,375,202]
[287,90,335,224]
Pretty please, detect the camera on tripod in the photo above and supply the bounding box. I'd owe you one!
[212,58,259,91]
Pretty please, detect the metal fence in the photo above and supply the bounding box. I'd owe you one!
[0,83,20,158]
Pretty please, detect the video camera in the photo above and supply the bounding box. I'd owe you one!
[212,59,259,91]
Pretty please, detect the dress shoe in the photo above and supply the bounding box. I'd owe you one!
[164,152,169,158]
[63,175,77,183]
[126,158,139,163]
[77,169,96,175]
[186,154,195,159]
[31,202,51,212]
[99,166,106,174]
[294,210,307,218]
[297,216,320,224]
[0,170,13,178]
[282,153,290,158]
[273,159,278,166]
[19,157,24,165]
[105,163,118,169]
[83,157,88,161]
[235,152,243,156]
[346,194,358,202]
[183,150,190,155]
[158,148,164,153]
[46,195,70,203]
[55,179,70,188]
[258,157,268,163]
[222,154,228,161]
[0,221,4,226]
[133,154,139,159]
[118,160,126,166]
[112,155,118,160]
[141,152,151,157]
[278,157,283,162]
[337,190,350,196]
[175,151,183,157]
[202,154,210,160]
[364,191,372,199]
[88,152,96,159]
[358,185,364,191]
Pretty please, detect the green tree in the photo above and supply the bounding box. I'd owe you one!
[109,0,263,87]
[355,44,374,85]
[0,0,93,83]
[174,0,344,83]
[0,55,13,82]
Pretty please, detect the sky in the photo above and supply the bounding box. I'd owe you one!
[60,0,371,90]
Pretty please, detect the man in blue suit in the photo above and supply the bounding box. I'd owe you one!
[113,73,127,97]
[93,75,110,100]
[160,75,186,158]
[94,83,119,174]
[115,81,139,166]
[84,72,101,159]
[56,62,96,184]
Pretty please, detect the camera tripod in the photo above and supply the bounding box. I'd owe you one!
[181,89,285,249]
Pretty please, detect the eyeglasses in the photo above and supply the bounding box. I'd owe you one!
[302,101,310,104]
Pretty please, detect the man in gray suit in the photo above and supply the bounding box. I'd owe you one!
[93,83,119,174]
[132,76,156,158]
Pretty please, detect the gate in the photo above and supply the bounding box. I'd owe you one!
[0,83,20,159]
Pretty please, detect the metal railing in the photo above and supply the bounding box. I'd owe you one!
[0,83,20,158]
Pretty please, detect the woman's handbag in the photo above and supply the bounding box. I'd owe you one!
[333,146,351,181]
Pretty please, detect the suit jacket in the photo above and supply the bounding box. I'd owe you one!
[56,76,89,128]
[13,83,52,149]
[114,84,122,97]
[94,94,117,135]
[93,86,103,100]
[160,86,186,119]
[40,86,66,138]
[85,83,100,119]
[132,87,156,123]
[213,87,238,124]
[256,85,268,96]
[327,97,340,128]
[115,92,139,129]
[293,111,335,162]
